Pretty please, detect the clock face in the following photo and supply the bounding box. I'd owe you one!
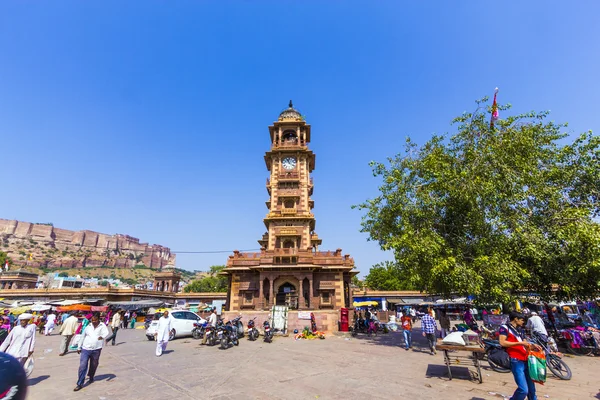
[282,157,297,170]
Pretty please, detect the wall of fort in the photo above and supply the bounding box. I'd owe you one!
[0,218,175,269]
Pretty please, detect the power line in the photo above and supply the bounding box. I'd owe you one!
[172,249,261,254]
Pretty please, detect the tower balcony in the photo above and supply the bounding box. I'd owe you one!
[281,208,297,215]
[278,188,300,197]
[272,142,307,150]
[278,172,300,181]
[273,248,298,255]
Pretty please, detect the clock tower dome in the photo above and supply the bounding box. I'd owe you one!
[223,102,357,313]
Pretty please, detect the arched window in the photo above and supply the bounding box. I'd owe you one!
[282,131,298,143]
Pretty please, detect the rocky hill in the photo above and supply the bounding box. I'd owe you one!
[0,218,175,270]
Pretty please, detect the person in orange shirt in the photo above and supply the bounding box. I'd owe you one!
[400,312,413,350]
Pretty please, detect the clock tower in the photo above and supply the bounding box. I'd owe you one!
[223,102,357,312]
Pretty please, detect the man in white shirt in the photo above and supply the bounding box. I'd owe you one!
[155,310,172,356]
[59,312,79,356]
[104,310,122,346]
[0,313,35,366]
[44,312,57,336]
[526,312,548,342]
[74,314,108,391]
[202,308,218,345]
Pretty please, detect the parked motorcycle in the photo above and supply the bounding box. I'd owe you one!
[220,317,241,349]
[530,331,572,380]
[204,323,217,346]
[192,320,208,340]
[350,317,368,337]
[263,320,273,343]
[247,317,259,341]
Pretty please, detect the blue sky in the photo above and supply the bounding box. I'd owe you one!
[1,2,599,276]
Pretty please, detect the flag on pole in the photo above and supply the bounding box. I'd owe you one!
[490,87,499,128]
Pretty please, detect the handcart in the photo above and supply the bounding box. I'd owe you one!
[436,341,486,383]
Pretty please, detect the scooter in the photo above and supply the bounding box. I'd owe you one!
[263,320,273,343]
[247,317,259,341]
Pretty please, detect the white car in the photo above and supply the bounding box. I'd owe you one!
[145,310,206,341]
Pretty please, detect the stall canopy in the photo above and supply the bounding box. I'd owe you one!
[353,301,379,307]
[48,300,85,306]
[106,300,164,311]
[387,299,424,305]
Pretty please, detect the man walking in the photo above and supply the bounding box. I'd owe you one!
[74,314,108,391]
[154,310,172,356]
[59,312,79,356]
[202,308,217,345]
[400,312,413,350]
[421,310,438,355]
[44,312,57,336]
[122,311,130,329]
[0,313,35,366]
[499,312,540,400]
[104,310,121,346]
[439,309,451,339]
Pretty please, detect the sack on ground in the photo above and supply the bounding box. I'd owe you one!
[441,331,466,346]
[487,348,511,369]
[527,350,547,384]
[24,356,34,377]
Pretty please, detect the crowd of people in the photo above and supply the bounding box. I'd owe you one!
[0,306,148,393]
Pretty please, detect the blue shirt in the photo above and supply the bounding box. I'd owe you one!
[421,315,437,334]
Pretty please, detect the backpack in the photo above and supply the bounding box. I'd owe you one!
[488,347,511,369]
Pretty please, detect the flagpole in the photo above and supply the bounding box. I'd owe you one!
[490,87,499,129]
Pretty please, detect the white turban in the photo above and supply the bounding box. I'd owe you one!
[18,313,33,320]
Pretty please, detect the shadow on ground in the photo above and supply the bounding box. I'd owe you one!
[28,375,50,386]
[349,329,435,350]
[95,373,116,381]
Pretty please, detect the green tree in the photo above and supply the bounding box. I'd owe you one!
[356,97,600,304]
[209,265,226,274]
[58,272,69,277]
[0,251,12,269]
[351,275,362,287]
[184,266,228,293]
[364,261,416,291]
[184,276,228,293]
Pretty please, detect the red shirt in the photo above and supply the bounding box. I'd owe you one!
[499,324,527,361]
[400,316,412,330]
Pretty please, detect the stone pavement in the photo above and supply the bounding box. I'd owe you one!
[26,326,599,400]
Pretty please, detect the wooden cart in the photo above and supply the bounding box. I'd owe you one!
[436,341,486,383]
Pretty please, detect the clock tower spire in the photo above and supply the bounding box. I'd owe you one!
[223,102,357,316]
[260,100,322,255]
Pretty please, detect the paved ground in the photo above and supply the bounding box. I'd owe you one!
[26,325,600,400]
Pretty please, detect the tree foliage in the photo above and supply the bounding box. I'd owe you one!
[0,252,12,269]
[364,261,417,291]
[183,265,228,293]
[356,98,600,304]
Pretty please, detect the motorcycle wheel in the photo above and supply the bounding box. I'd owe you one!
[487,358,511,374]
[220,338,228,349]
[192,329,202,340]
[208,335,215,346]
[351,329,357,337]
[253,330,259,341]
[547,354,572,380]
[233,337,239,346]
